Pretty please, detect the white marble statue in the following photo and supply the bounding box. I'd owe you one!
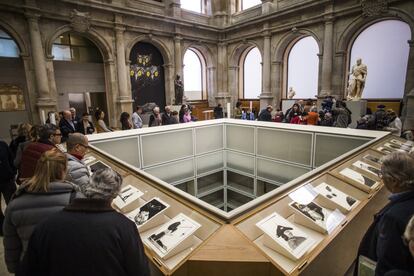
[347,58,368,101]
[288,87,296,99]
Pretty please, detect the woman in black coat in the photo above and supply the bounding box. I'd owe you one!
[76,113,95,135]
[356,151,414,276]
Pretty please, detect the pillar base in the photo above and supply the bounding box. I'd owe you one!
[259,93,273,110]
[117,98,134,114]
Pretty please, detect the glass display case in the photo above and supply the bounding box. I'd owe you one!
[87,119,394,275]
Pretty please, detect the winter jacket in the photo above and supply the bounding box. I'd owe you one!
[258,109,272,122]
[0,140,16,182]
[332,107,351,128]
[65,153,90,192]
[21,198,150,276]
[19,140,55,180]
[356,190,414,276]
[76,120,95,135]
[3,181,79,273]
[59,118,76,142]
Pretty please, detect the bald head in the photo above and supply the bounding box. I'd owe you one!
[63,110,72,120]
[66,133,89,157]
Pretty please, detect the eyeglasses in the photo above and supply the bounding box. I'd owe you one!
[54,133,62,136]
[78,144,89,149]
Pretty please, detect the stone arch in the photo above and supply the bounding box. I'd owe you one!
[337,9,413,98]
[229,41,263,67]
[0,19,29,56]
[273,29,321,100]
[337,9,414,54]
[182,43,216,103]
[273,28,322,63]
[125,35,173,66]
[45,25,113,61]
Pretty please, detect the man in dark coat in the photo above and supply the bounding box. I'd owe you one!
[258,105,273,122]
[356,152,414,276]
[161,106,173,125]
[59,110,76,142]
[0,139,17,235]
[19,124,61,180]
[21,168,150,276]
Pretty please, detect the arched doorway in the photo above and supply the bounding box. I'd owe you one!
[183,48,207,101]
[52,32,108,123]
[286,36,319,99]
[129,42,166,109]
[239,46,262,99]
[348,20,411,99]
[0,28,29,140]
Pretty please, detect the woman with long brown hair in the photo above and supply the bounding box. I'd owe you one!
[3,148,80,274]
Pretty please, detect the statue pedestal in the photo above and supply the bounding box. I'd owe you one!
[281,99,296,114]
[346,100,367,128]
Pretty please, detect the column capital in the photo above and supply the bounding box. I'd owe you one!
[174,35,183,41]
[104,58,115,65]
[114,25,126,33]
[163,63,174,68]
[218,42,228,47]
[272,61,282,65]
[25,12,41,22]
[324,15,335,24]
[228,66,239,70]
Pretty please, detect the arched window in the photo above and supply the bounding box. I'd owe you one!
[181,0,203,13]
[183,48,206,101]
[287,36,319,99]
[0,29,19,58]
[52,33,102,63]
[241,47,262,99]
[242,0,261,10]
[349,20,410,99]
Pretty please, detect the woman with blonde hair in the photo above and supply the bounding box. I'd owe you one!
[3,148,80,274]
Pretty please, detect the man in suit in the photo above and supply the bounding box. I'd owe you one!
[59,110,76,142]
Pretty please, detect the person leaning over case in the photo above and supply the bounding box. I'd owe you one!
[356,151,414,276]
[65,133,90,193]
[21,168,150,276]
[3,149,80,274]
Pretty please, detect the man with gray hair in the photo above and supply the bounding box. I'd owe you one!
[21,168,150,276]
[65,133,90,192]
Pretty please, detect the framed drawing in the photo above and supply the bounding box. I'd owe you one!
[314,183,359,212]
[289,201,331,233]
[375,146,394,155]
[352,160,381,179]
[389,139,413,149]
[363,154,382,166]
[256,212,316,260]
[339,167,379,192]
[146,213,201,259]
[0,84,26,112]
[383,142,409,152]
[126,197,169,231]
[113,185,144,212]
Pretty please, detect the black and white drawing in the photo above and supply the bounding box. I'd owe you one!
[256,212,315,259]
[353,161,381,178]
[147,213,200,257]
[384,142,410,152]
[290,201,329,228]
[113,185,144,210]
[88,161,110,173]
[389,139,413,150]
[340,168,377,188]
[363,154,382,165]
[315,183,359,211]
[127,197,169,227]
[376,146,394,155]
[83,156,96,165]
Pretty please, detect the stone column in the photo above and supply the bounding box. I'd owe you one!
[319,18,334,97]
[227,65,238,102]
[174,35,183,80]
[272,61,282,108]
[208,66,217,106]
[104,59,119,127]
[260,28,273,109]
[26,13,56,119]
[261,0,274,14]
[402,40,414,130]
[216,42,231,107]
[115,25,133,112]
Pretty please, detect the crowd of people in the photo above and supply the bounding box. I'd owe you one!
[230,97,406,138]
[0,124,150,275]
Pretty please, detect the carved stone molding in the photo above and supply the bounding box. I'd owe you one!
[361,0,388,17]
[70,9,91,33]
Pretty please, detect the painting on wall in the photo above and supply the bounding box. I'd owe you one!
[0,84,26,112]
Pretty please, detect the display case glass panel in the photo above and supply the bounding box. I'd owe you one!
[197,171,224,197]
[196,151,223,175]
[144,158,194,184]
[257,179,279,196]
[227,170,255,197]
[199,188,224,209]
[141,129,193,167]
[195,125,223,154]
[92,137,140,168]
[227,189,253,209]
[314,134,371,167]
[257,128,312,166]
[226,124,255,154]
[175,180,195,196]
[257,158,310,184]
[226,150,255,175]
